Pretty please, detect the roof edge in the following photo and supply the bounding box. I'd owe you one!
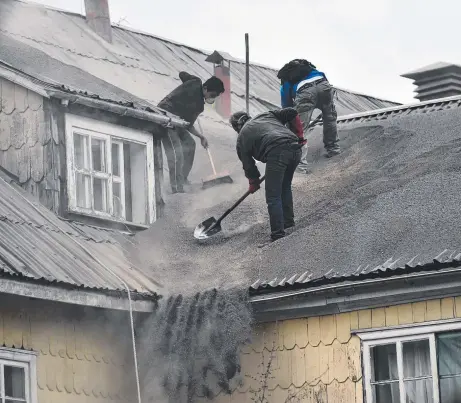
[0,274,157,312]
[334,85,401,105]
[251,264,461,323]
[308,93,461,126]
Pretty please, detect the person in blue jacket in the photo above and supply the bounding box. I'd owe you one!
[278,60,340,167]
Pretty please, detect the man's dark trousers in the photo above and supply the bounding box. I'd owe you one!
[265,144,302,240]
[161,128,196,193]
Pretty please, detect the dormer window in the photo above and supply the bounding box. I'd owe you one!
[65,114,155,226]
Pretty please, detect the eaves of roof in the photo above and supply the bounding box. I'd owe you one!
[250,249,461,296]
[312,94,461,127]
[0,60,189,128]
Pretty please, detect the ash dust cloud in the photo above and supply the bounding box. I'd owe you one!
[138,288,253,403]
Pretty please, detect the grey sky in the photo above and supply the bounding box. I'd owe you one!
[30,0,460,104]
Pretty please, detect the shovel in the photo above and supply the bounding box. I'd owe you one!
[194,176,265,240]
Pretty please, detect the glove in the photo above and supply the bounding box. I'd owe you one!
[248,178,260,194]
[299,137,307,146]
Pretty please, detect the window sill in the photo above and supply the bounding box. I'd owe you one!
[66,210,150,232]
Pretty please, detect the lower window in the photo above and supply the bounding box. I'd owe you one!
[363,326,461,403]
[0,349,37,403]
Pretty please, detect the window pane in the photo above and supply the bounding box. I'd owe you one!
[112,143,121,177]
[113,182,123,218]
[403,339,431,378]
[76,173,91,209]
[373,383,400,403]
[404,378,433,403]
[128,143,147,224]
[4,366,25,399]
[93,178,108,212]
[74,133,88,169]
[91,138,106,172]
[371,344,398,382]
[438,332,461,376]
[440,376,461,403]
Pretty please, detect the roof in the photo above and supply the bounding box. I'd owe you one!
[133,95,461,295]
[0,0,399,119]
[0,172,162,297]
[0,33,188,127]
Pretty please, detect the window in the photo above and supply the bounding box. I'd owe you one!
[65,114,156,226]
[361,321,461,403]
[0,349,37,403]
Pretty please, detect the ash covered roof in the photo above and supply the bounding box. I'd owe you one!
[133,96,461,294]
[0,171,162,297]
[0,0,399,119]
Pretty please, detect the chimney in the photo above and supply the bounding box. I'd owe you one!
[84,0,113,43]
[401,62,461,102]
[205,51,232,118]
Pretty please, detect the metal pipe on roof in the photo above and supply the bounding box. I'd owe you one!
[48,91,190,128]
[245,33,250,114]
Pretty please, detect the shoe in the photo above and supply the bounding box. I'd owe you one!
[258,235,285,248]
[325,149,341,158]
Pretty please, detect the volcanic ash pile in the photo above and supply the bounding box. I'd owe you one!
[139,288,253,402]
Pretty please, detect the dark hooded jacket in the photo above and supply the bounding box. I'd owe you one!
[236,108,302,180]
[158,72,204,127]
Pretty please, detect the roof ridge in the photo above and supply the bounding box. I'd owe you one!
[310,94,461,126]
[12,0,278,72]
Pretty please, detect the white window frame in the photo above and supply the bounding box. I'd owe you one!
[0,348,38,403]
[65,114,156,225]
[359,319,461,403]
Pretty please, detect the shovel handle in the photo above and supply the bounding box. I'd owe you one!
[207,148,217,176]
[216,176,265,225]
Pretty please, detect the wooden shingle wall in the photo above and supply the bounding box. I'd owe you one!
[0,78,62,213]
[0,295,136,403]
[206,297,461,403]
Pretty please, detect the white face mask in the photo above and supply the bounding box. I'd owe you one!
[205,97,216,104]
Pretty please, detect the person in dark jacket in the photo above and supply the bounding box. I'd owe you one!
[158,72,225,193]
[279,60,340,165]
[230,108,306,242]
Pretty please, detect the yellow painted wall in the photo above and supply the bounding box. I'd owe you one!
[0,295,136,403]
[207,296,461,403]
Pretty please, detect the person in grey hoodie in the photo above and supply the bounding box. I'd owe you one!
[158,72,225,193]
[230,107,306,242]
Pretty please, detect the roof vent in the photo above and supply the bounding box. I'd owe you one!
[84,0,112,43]
[401,62,461,101]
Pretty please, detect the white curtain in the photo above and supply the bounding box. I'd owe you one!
[402,340,433,403]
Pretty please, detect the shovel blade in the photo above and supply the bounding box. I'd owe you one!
[194,217,222,240]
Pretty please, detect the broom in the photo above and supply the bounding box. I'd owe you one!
[197,119,233,189]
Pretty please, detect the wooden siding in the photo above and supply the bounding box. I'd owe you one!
[0,295,136,403]
[0,77,61,213]
[205,297,461,403]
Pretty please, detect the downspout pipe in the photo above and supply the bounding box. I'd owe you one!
[48,91,190,128]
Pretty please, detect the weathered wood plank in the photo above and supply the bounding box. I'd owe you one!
[11,112,25,149]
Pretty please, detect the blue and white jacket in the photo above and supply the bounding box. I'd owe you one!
[280,69,327,108]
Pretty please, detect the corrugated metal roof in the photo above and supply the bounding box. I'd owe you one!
[0,0,399,118]
[250,250,461,294]
[311,94,461,127]
[0,175,162,296]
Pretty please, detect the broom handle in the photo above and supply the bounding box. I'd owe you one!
[207,148,217,176]
[196,119,217,176]
[216,176,265,225]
